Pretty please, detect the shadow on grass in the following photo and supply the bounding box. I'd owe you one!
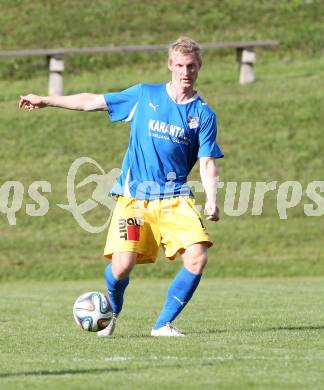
[264,325,324,332]
[0,361,193,379]
[193,325,324,334]
[0,367,125,379]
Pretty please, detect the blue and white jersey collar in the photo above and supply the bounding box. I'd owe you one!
[166,82,199,105]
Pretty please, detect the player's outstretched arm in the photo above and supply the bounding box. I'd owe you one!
[200,157,220,222]
[18,93,107,112]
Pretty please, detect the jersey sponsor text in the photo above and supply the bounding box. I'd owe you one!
[148,119,188,141]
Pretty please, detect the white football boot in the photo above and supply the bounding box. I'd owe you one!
[151,323,185,337]
[97,314,118,337]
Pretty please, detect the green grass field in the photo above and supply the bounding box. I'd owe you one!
[1,278,324,389]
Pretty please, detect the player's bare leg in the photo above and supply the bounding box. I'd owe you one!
[182,242,208,274]
[111,251,137,279]
[98,252,137,337]
[151,243,208,336]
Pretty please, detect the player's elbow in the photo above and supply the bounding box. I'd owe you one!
[83,104,96,112]
[82,94,106,112]
[200,156,215,167]
[199,157,217,175]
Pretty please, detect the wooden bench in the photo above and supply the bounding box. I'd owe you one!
[0,40,278,95]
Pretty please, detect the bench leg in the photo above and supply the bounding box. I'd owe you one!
[237,49,256,85]
[48,56,64,96]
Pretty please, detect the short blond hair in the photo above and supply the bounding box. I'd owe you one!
[168,36,202,67]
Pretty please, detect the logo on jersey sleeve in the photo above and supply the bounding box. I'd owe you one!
[118,217,144,241]
[187,116,200,129]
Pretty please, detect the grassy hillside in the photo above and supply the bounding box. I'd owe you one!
[0,53,323,280]
[0,0,323,78]
[1,0,323,50]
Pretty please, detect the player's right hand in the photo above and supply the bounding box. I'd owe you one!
[19,94,47,111]
[204,201,220,222]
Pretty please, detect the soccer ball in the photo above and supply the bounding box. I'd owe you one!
[73,291,113,332]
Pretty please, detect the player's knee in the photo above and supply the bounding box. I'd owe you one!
[185,252,208,274]
[111,252,137,279]
[112,263,134,280]
[182,243,209,274]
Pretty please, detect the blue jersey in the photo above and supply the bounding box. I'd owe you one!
[104,83,223,200]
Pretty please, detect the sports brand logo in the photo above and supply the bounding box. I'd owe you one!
[149,102,159,111]
[118,217,144,241]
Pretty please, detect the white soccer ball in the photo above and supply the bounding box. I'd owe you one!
[73,291,113,332]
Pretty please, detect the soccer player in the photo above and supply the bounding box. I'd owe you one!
[19,36,224,337]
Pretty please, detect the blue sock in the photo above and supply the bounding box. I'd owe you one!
[154,267,202,329]
[104,263,129,315]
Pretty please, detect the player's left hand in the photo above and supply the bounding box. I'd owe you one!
[204,201,220,222]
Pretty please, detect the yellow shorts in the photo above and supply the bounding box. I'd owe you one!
[104,196,213,264]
